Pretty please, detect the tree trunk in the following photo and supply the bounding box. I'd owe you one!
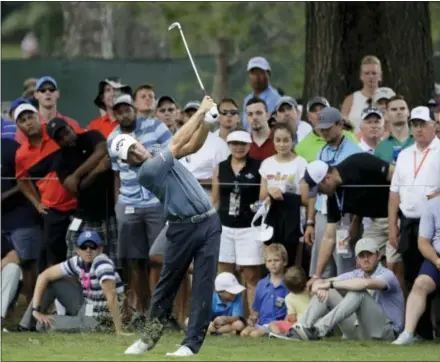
[62,2,114,58]
[212,38,231,101]
[302,2,434,116]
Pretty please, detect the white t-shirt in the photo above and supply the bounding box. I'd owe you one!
[259,155,308,195]
[180,132,230,179]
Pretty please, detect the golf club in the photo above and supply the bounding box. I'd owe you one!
[168,22,218,120]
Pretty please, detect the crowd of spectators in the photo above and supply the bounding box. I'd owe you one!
[1,55,440,348]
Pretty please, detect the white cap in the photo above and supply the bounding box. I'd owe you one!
[247,56,271,72]
[110,134,138,160]
[113,94,135,110]
[410,106,435,122]
[13,103,38,122]
[215,272,246,294]
[372,87,396,103]
[304,160,329,197]
[226,130,252,144]
[355,238,379,257]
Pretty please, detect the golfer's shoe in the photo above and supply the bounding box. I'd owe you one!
[124,339,150,354]
[166,345,194,357]
[392,331,417,345]
[290,323,321,341]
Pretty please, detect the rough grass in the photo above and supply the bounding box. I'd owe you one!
[2,331,440,361]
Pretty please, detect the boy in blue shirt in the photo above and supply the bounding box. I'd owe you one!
[185,272,246,335]
[241,244,289,337]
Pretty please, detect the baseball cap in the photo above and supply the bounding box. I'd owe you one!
[36,76,58,90]
[303,160,329,197]
[110,134,138,161]
[157,95,177,108]
[13,103,38,122]
[247,56,271,72]
[215,272,246,294]
[275,96,298,111]
[361,108,384,120]
[183,101,200,112]
[427,98,439,107]
[355,238,379,257]
[307,96,330,112]
[372,87,396,103]
[315,107,343,130]
[10,98,30,115]
[76,230,103,247]
[410,106,435,122]
[113,94,135,110]
[226,130,252,144]
[46,118,70,139]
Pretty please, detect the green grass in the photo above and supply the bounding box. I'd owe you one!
[2,332,440,361]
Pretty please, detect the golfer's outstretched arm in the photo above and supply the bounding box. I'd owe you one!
[170,96,213,157]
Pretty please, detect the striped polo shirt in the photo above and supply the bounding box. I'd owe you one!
[60,253,124,319]
[107,117,172,208]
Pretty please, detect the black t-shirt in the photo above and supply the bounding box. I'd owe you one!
[218,156,261,228]
[54,131,115,221]
[327,153,391,223]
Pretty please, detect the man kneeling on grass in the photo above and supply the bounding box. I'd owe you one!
[276,238,404,341]
[16,231,128,335]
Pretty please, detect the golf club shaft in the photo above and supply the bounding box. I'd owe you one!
[176,26,206,94]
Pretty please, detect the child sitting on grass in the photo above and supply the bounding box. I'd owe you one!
[241,244,289,337]
[185,272,246,335]
[268,265,310,335]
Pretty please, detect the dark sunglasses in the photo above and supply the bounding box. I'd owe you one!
[38,88,56,93]
[219,109,239,116]
[79,243,98,251]
[158,107,175,113]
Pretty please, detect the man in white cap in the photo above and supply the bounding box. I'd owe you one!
[242,56,280,130]
[279,237,404,341]
[117,96,222,357]
[372,87,396,112]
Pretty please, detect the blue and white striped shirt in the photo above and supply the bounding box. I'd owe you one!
[107,117,172,208]
[1,118,17,140]
[60,253,125,319]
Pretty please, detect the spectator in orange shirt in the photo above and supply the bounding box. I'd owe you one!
[88,77,132,138]
[13,104,78,271]
[15,76,82,144]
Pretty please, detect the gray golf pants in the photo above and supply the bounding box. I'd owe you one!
[299,289,395,340]
[20,278,98,333]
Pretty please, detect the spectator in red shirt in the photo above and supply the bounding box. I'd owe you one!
[15,76,82,144]
[88,77,132,138]
[13,103,77,271]
[246,97,275,160]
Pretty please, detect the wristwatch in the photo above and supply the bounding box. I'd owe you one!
[329,281,334,289]
[32,306,41,312]
[306,220,315,227]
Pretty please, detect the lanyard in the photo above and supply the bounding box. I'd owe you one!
[413,149,430,180]
[335,191,345,213]
[80,268,92,299]
[319,136,345,165]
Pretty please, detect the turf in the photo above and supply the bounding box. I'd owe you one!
[2,332,440,361]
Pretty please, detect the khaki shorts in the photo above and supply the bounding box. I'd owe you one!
[362,218,402,264]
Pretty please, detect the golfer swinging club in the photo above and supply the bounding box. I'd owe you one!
[111,96,222,357]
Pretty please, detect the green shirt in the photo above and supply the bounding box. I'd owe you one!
[295,130,359,162]
[374,134,415,164]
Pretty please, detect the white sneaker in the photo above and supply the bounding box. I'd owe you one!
[165,345,194,357]
[124,339,150,354]
[392,331,416,345]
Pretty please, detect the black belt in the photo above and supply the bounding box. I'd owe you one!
[168,208,216,224]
